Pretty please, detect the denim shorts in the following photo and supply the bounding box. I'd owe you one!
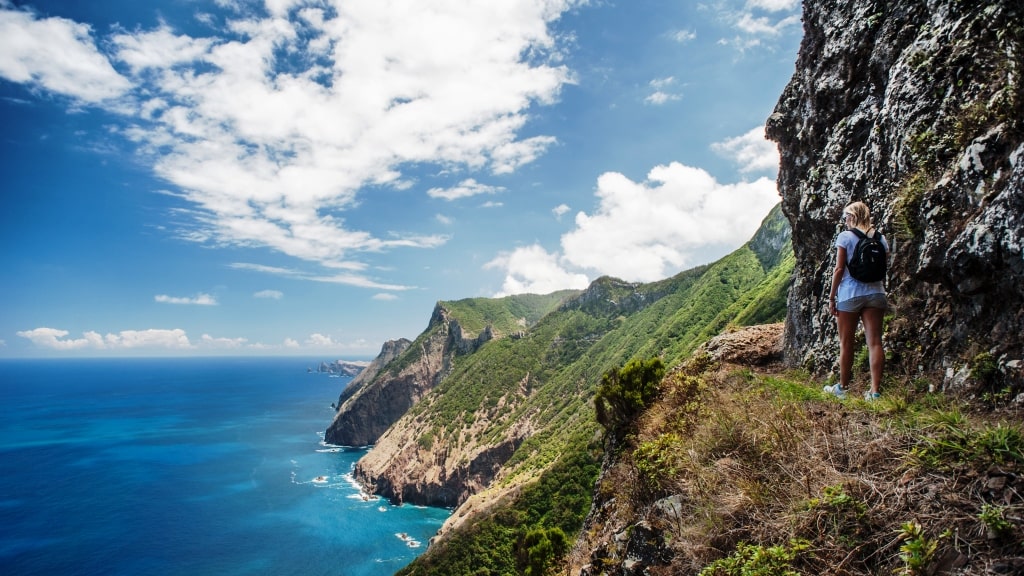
[837,293,889,313]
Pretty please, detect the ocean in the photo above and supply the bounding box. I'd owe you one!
[0,357,450,576]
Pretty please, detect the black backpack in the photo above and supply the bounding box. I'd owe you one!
[848,228,887,283]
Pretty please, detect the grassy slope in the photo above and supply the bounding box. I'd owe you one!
[580,359,1024,575]
[397,223,794,575]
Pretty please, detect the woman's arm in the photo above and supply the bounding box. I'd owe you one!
[829,246,847,316]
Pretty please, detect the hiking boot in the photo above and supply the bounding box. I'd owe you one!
[823,383,846,399]
[864,391,881,401]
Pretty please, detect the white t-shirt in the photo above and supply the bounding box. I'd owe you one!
[835,229,889,302]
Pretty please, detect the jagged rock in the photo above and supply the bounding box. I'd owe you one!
[324,338,412,446]
[316,360,368,377]
[324,302,499,447]
[697,323,784,366]
[767,0,1024,393]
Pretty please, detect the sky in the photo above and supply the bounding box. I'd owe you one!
[0,0,803,358]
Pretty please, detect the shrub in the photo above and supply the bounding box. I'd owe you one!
[594,357,666,435]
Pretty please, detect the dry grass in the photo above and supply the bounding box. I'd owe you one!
[577,359,1024,575]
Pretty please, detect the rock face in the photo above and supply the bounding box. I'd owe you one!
[324,304,495,447]
[316,360,368,377]
[698,323,785,366]
[767,0,1023,392]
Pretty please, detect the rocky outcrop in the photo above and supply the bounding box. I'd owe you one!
[767,0,1023,392]
[316,360,369,378]
[324,303,495,446]
[698,323,785,366]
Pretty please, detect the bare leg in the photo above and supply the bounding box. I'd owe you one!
[836,310,859,390]
[861,306,885,394]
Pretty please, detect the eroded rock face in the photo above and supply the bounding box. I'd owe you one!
[324,304,494,447]
[698,323,785,366]
[767,0,1023,392]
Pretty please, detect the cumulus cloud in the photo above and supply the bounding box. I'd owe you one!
[644,77,681,105]
[305,333,336,347]
[0,6,131,102]
[253,289,284,299]
[201,334,248,348]
[487,154,780,293]
[552,204,570,219]
[155,293,218,305]
[559,163,778,282]
[372,293,399,301]
[0,1,580,286]
[485,244,589,297]
[427,179,505,201]
[17,327,193,350]
[711,125,779,174]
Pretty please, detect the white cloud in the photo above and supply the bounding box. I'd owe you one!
[103,329,193,349]
[645,77,681,105]
[436,214,454,226]
[735,12,800,37]
[552,204,570,219]
[485,244,589,297]
[373,293,399,301]
[201,334,248,348]
[711,125,779,174]
[284,338,300,348]
[427,179,505,201]
[745,0,800,12]
[254,289,284,299]
[487,154,780,293]
[17,327,193,350]
[673,29,696,43]
[716,0,801,52]
[155,293,218,305]
[645,91,680,105]
[1,1,580,287]
[0,6,131,102]
[16,328,105,350]
[305,333,336,347]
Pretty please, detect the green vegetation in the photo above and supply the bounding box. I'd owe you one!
[699,539,810,576]
[589,364,1024,574]
[390,206,794,575]
[594,357,665,436]
[398,449,600,576]
[896,521,941,576]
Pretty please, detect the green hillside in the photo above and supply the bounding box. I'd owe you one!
[395,206,793,575]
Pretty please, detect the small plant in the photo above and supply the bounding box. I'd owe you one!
[594,357,666,435]
[808,484,864,513]
[699,539,810,576]
[896,521,938,575]
[974,423,1024,465]
[633,433,682,495]
[979,504,1013,538]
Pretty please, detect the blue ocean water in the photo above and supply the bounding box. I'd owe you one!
[0,357,449,576]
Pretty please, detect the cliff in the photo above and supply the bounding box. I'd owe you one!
[563,1,1024,574]
[766,0,1023,392]
[378,2,1024,574]
[325,293,575,447]
[315,360,369,378]
[351,207,793,572]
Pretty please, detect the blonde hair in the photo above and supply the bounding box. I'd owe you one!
[843,201,872,228]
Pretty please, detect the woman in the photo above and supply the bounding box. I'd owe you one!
[824,201,889,400]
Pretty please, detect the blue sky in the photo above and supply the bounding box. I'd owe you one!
[1,0,801,358]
